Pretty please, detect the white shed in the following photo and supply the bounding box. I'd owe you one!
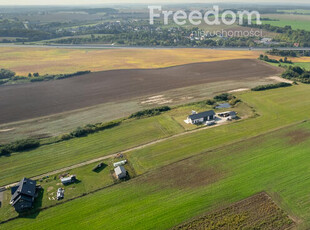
[114,166,127,179]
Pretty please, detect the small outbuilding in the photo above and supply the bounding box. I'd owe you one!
[114,166,127,179]
[113,160,127,168]
[61,175,76,185]
[186,110,215,124]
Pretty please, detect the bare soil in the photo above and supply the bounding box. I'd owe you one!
[172,192,295,230]
[0,59,281,124]
[285,129,310,145]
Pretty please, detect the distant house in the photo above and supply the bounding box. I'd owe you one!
[61,175,76,185]
[114,166,127,179]
[261,37,272,44]
[187,110,215,124]
[10,178,36,212]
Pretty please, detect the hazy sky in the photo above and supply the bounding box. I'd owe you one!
[0,0,309,5]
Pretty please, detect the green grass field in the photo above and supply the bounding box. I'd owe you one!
[2,114,309,229]
[261,14,310,31]
[0,160,116,221]
[278,9,310,14]
[1,84,310,229]
[0,115,184,187]
[0,99,253,187]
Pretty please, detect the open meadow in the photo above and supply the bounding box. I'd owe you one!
[1,84,310,229]
[0,115,184,187]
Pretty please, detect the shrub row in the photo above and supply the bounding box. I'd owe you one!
[251,82,292,91]
[29,71,91,82]
[213,93,234,101]
[61,120,122,139]
[129,106,171,119]
[0,139,40,155]
[0,68,91,85]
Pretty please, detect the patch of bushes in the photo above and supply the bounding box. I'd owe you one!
[259,54,279,63]
[70,120,122,138]
[267,49,310,57]
[0,138,40,155]
[129,106,171,119]
[0,68,91,85]
[0,68,15,79]
[229,98,241,106]
[60,133,72,141]
[0,79,9,85]
[213,93,234,101]
[194,99,216,106]
[251,82,292,91]
[282,66,310,84]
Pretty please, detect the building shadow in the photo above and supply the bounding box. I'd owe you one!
[93,163,108,173]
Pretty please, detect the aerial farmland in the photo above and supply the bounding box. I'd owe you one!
[1,2,310,230]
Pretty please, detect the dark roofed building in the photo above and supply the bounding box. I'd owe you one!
[187,110,215,124]
[10,178,36,212]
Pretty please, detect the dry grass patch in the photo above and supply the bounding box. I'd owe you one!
[140,157,224,189]
[284,129,310,145]
[172,192,295,230]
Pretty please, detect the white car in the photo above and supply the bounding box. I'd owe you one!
[57,188,64,200]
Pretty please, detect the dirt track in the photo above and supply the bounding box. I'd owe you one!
[0,59,281,124]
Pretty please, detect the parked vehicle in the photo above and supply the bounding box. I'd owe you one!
[57,188,64,200]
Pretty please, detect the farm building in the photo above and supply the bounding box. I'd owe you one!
[10,178,37,212]
[61,175,76,185]
[186,110,215,124]
[114,166,127,179]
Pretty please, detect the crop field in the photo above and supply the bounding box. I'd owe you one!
[0,59,281,125]
[261,14,310,31]
[2,111,309,229]
[173,192,294,230]
[0,47,262,75]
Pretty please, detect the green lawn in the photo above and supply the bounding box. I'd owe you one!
[2,114,310,229]
[0,115,184,187]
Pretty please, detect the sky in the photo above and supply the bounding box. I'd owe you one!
[0,0,309,6]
